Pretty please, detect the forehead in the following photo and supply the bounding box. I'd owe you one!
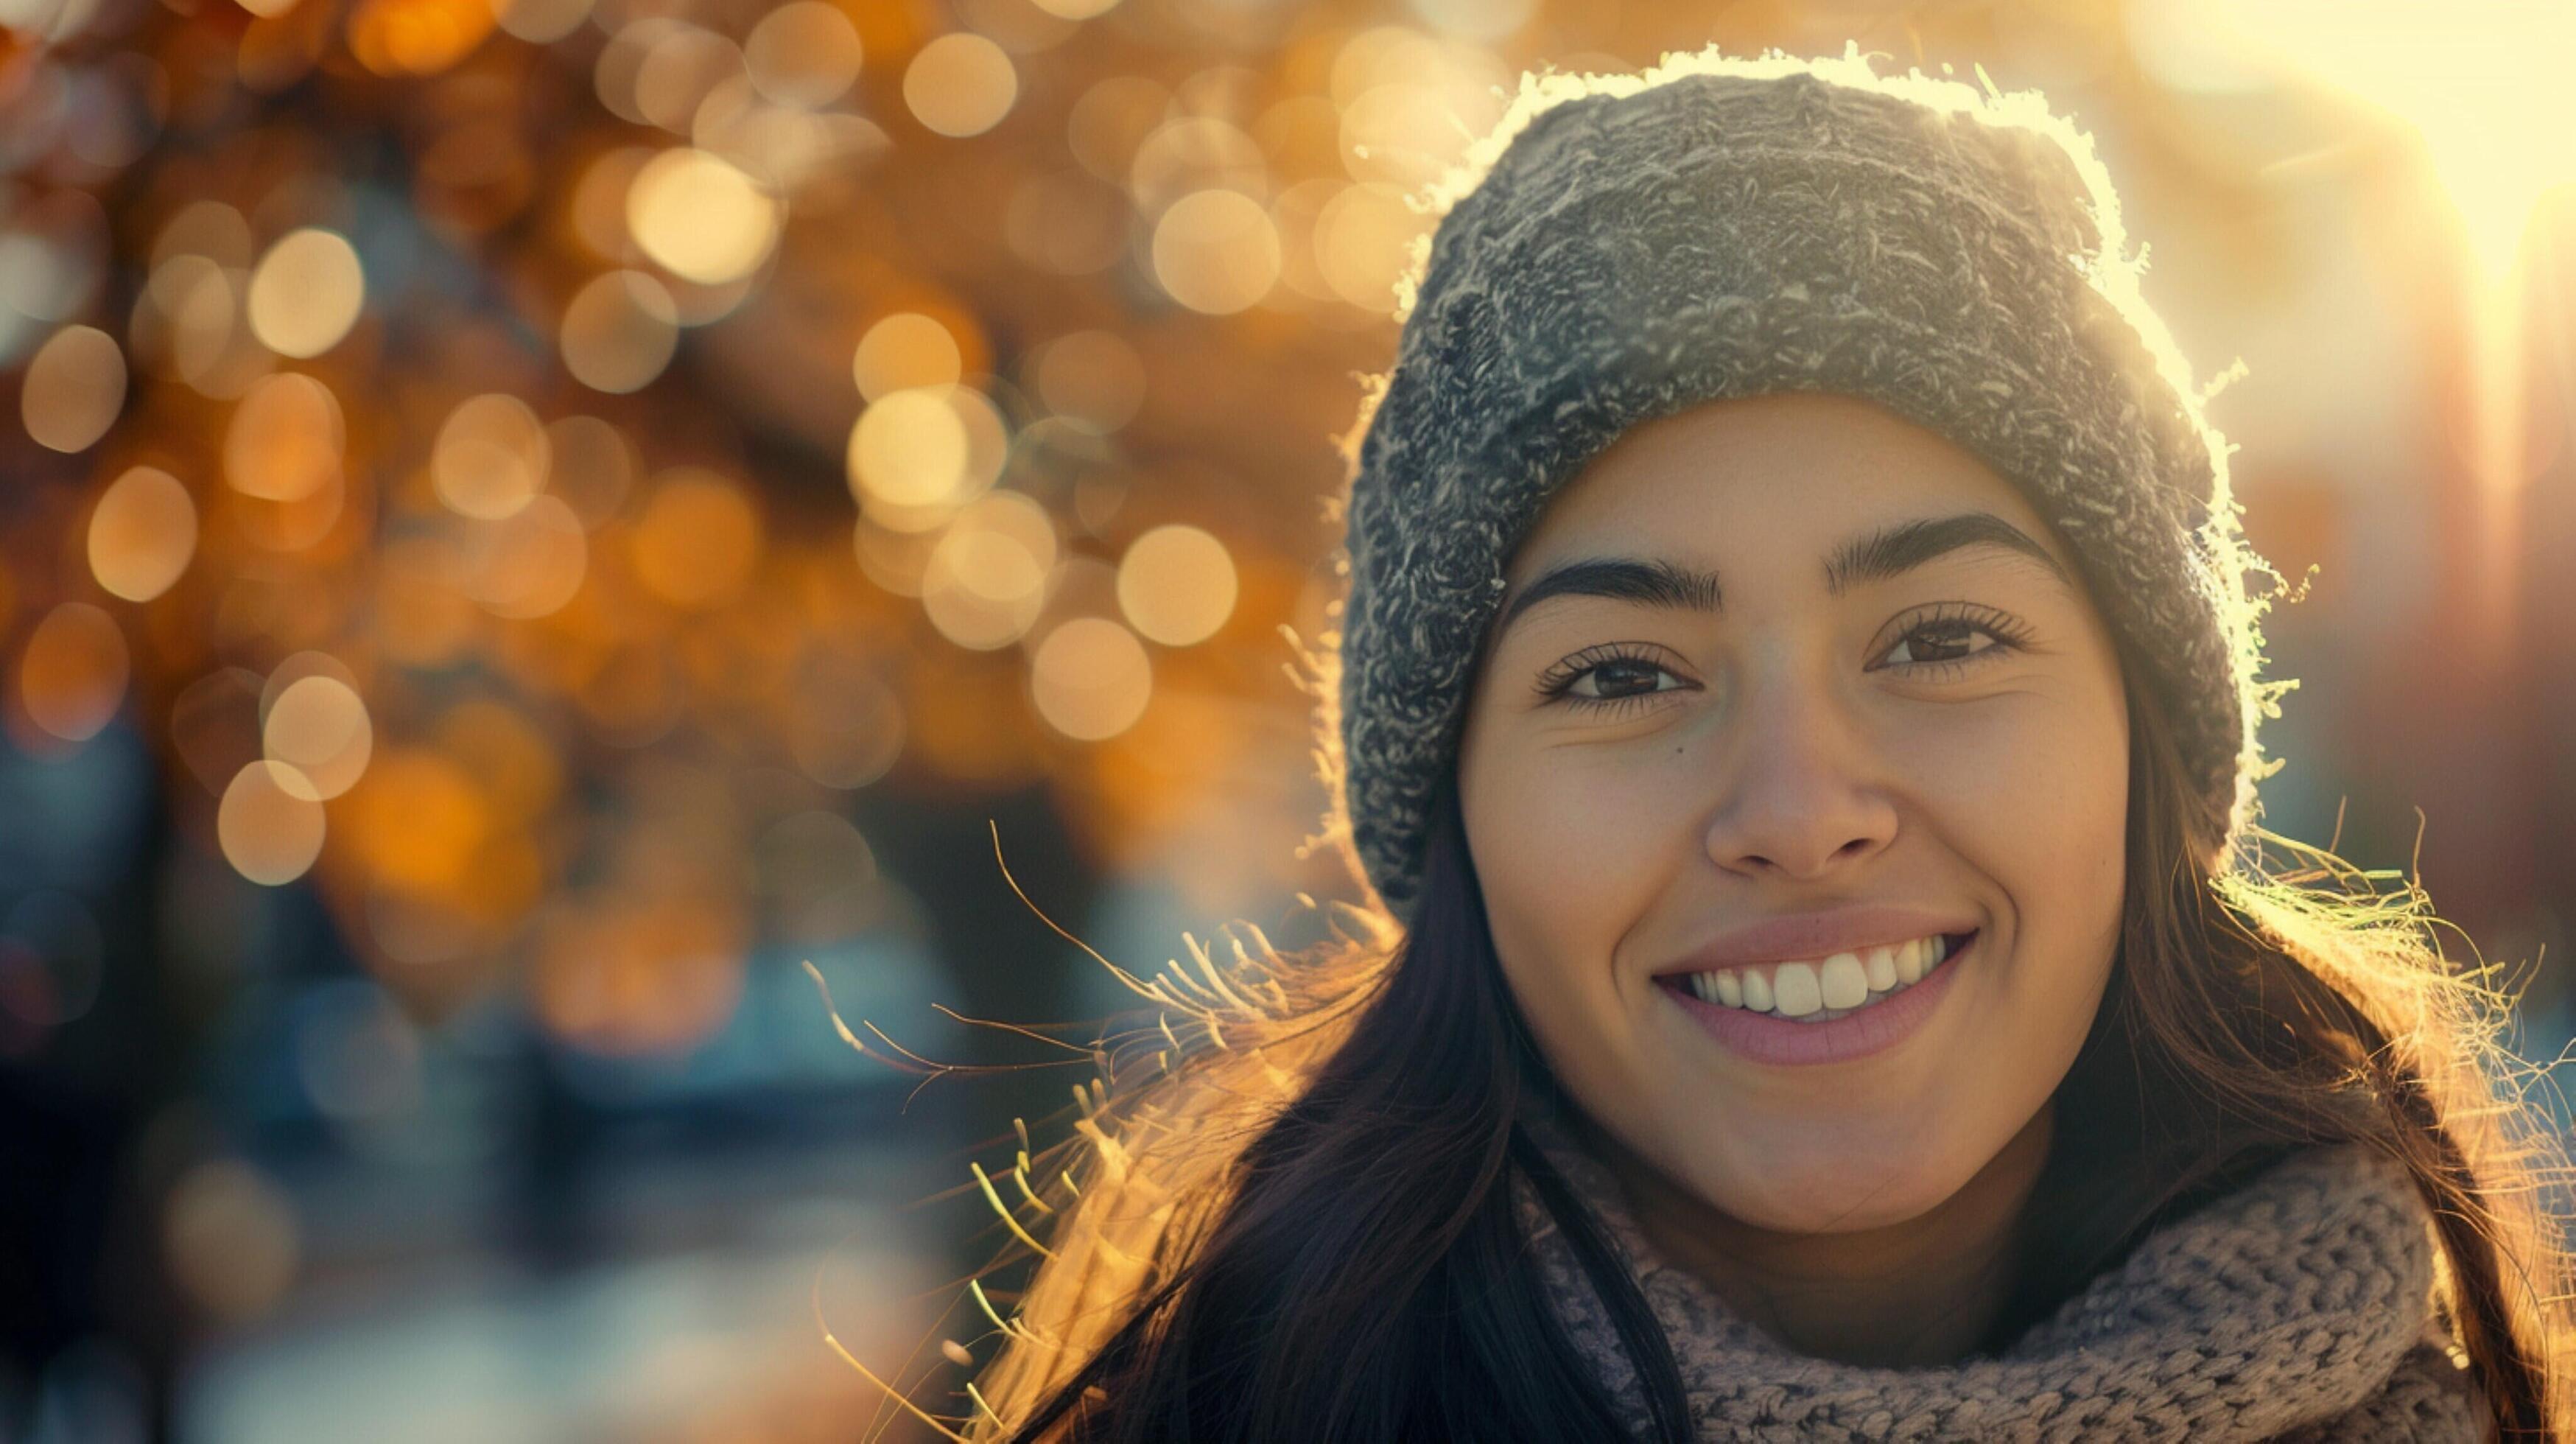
[1506,392,2072,581]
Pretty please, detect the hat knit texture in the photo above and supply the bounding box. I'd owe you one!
[1324,46,2295,925]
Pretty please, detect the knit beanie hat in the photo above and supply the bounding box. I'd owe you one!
[1321,46,2295,927]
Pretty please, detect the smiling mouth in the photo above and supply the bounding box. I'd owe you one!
[1657,930,1977,1023]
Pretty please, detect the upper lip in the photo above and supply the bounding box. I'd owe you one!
[1652,906,1979,975]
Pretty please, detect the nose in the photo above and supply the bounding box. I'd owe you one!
[1702,657,1900,880]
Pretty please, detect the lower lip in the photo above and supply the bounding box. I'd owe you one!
[1658,930,1976,1068]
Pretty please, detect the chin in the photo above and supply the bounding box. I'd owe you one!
[1685,1120,1969,1234]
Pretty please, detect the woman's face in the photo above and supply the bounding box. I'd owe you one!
[1456,391,2130,1233]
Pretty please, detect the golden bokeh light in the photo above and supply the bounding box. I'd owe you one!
[18,602,131,743]
[386,0,490,71]
[852,312,963,401]
[231,463,347,553]
[1116,523,1237,645]
[21,324,127,452]
[1030,614,1151,740]
[628,468,762,609]
[744,1,863,108]
[846,384,1006,525]
[560,270,680,393]
[432,393,550,520]
[528,897,747,1056]
[1268,178,1340,306]
[436,698,563,824]
[263,673,373,799]
[692,86,888,194]
[922,490,1059,649]
[904,32,1017,139]
[1407,0,1534,41]
[152,200,254,270]
[244,228,365,359]
[218,760,327,885]
[785,653,905,788]
[346,0,492,76]
[345,748,486,893]
[1129,117,1266,217]
[1022,553,1117,653]
[223,372,343,502]
[632,26,743,134]
[88,466,199,603]
[1003,169,1128,276]
[626,147,782,286]
[162,1159,300,1325]
[153,259,273,400]
[1313,181,1431,313]
[492,0,589,43]
[1338,74,1505,190]
[852,516,939,595]
[1150,189,1281,315]
[171,667,264,799]
[542,415,636,528]
[1032,329,1147,431]
[466,494,589,618]
[569,147,653,259]
[754,809,880,942]
[1,0,2433,1101]
[594,18,677,124]
[372,536,480,667]
[1067,74,1168,183]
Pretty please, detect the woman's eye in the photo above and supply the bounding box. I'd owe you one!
[1565,657,1685,701]
[1880,616,2012,670]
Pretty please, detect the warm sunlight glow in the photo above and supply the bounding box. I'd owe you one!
[2211,0,2576,281]
[2198,0,2576,667]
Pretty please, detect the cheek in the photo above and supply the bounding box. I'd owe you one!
[1461,745,1688,1065]
[1906,691,2129,1103]
[1905,690,2127,914]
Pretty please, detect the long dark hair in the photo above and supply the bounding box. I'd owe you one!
[950,651,2572,1441]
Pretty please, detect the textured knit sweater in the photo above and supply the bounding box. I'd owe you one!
[1518,1124,2488,1440]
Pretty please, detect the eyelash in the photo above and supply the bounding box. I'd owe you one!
[1875,602,2038,679]
[1531,643,1685,719]
[1532,603,2037,714]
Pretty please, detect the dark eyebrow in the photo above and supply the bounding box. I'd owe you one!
[1493,555,1720,636]
[1492,511,2075,637]
[1825,511,2075,597]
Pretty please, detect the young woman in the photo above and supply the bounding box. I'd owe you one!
[936,48,2575,1442]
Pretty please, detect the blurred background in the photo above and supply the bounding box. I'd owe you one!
[0,0,2571,1437]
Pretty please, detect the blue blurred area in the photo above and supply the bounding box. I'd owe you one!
[0,715,1153,1443]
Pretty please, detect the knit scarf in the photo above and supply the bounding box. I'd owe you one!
[1517,1118,2487,1441]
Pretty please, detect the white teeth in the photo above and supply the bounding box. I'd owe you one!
[1818,953,1869,1010]
[1676,932,1966,1021]
[1771,961,1823,1017]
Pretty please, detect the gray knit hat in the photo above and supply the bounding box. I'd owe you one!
[1322,48,2293,926]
